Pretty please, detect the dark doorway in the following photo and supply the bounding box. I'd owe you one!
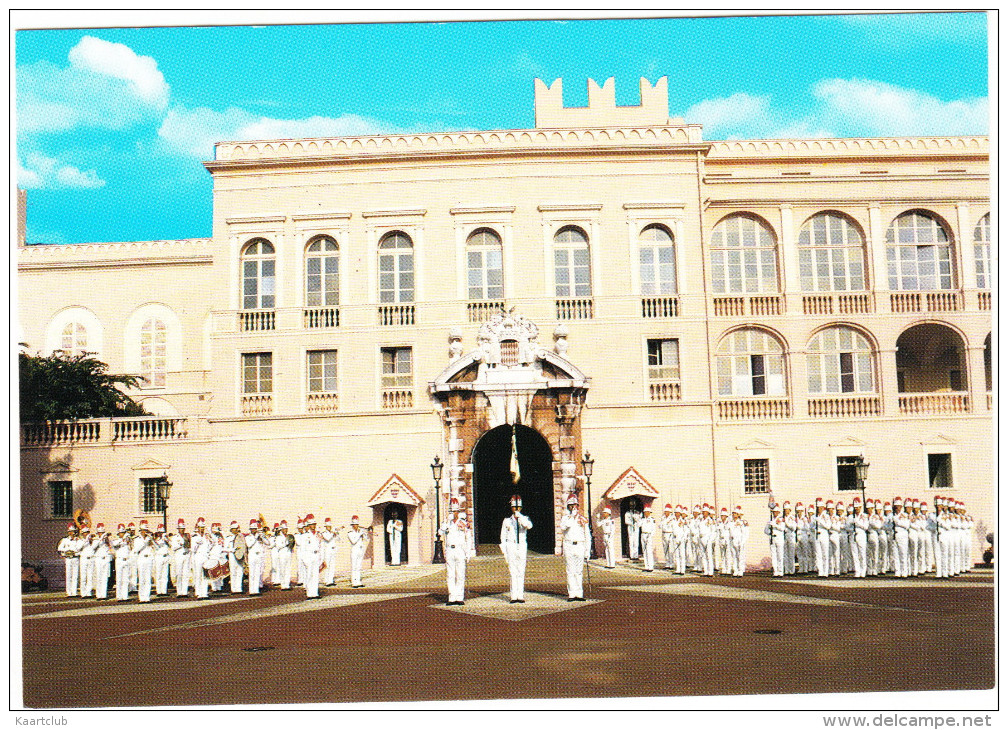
[620,496,644,558]
[382,504,408,565]
[472,424,555,554]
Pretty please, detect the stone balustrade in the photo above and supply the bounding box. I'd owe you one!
[717,398,792,420]
[648,380,681,402]
[379,304,415,326]
[382,388,414,409]
[238,309,276,331]
[241,394,273,416]
[641,296,680,318]
[303,307,339,328]
[555,298,594,320]
[21,416,188,447]
[807,395,882,418]
[468,300,505,323]
[306,392,339,413]
[898,392,971,415]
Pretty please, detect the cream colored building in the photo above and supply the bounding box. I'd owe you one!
[18,78,993,581]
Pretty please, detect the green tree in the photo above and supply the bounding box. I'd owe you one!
[19,351,147,423]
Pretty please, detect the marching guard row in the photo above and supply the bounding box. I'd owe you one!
[56,513,373,601]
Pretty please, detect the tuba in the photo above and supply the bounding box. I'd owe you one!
[72,509,91,532]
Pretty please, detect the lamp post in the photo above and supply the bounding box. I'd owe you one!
[431,456,445,564]
[582,451,596,559]
[854,456,870,507]
[156,471,173,588]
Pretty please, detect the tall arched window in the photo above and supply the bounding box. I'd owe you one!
[554,226,591,297]
[61,322,88,356]
[639,224,677,295]
[378,231,415,304]
[710,214,778,294]
[140,318,167,387]
[974,213,991,289]
[885,211,953,291]
[466,228,503,300]
[716,328,786,397]
[305,236,339,306]
[241,239,276,309]
[807,326,875,394]
[798,213,866,291]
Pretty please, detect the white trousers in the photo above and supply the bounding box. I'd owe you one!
[64,558,79,597]
[935,534,949,578]
[852,532,867,578]
[229,555,244,592]
[445,548,467,602]
[731,541,745,576]
[270,549,279,584]
[154,555,170,594]
[173,553,190,595]
[194,558,210,598]
[322,546,338,584]
[137,557,153,602]
[128,555,138,592]
[303,558,320,598]
[703,540,716,576]
[641,534,654,571]
[770,538,785,576]
[907,533,919,575]
[816,533,830,577]
[674,539,687,574]
[115,558,130,600]
[277,550,292,589]
[94,559,110,599]
[564,543,586,597]
[350,545,366,586]
[507,544,527,600]
[878,533,891,573]
[829,534,841,575]
[839,534,851,573]
[603,533,616,568]
[249,554,264,594]
[894,533,910,577]
[390,533,402,566]
[784,536,796,575]
[79,557,94,597]
[627,525,640,559]
[662,533,674,569]
[866,532,879,575]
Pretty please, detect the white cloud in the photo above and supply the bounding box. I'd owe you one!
[68,36,169,109]
[19,153,105,189]
[686,92,773,138]
[813,78,988,136]
[158,105,384,159]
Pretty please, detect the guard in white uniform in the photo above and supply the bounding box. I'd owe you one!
[639,505,657,572]
[500,495,533,602]
[299,514,322,598]
[892,497,910,578]
[270,523,281,585]
[205,534,227,592]
[881,502,894,574]
[920,501,935,574]
[153,524,171,595]
[93,524,112,600]
[865,500,881,576]
[347,515,371,588]
[191,517,211,599]
[835,502,850,575]
[716,507,732,574]
[126,522,139,593]
[793,503,807,573]
[672,506,689,574]
[246,519,267,594]
[294,518,306,586]
[660,504,676,570]
[815,499,831,577]
[320,518,341,584]
[597,507,617,568]
[112,524,132,601]
[78,526,96,598]
[386,514,404,566]
[699,504,716,576]
[907,499,921,575]
[688,505,702,572]
[765,503,786,577]
[934,497,950,578]
[850,498,868,578]
[134,520,155,603]
[275,521,294,589]
[729,505,749,576]
[442,511,475,604]
[624,501,642,560]
[225,520,245,593]
[560,496,590,598]
[171,519,191,596]
[57,523,81,597]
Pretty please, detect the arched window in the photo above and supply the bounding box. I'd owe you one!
[466,228,503,300]
[974,213,991,289]
[798,213,866,291]
[885,211,953,291]
[639,224,677,295]
[806,326,875,394]
[61,322,88,356]
[241,238,276,309]
[378,231,414,304]
[305,236,339,307]
[710,214,778,294]
[140,318,167,387]
[716,328,786,397]
[553,226,591,298]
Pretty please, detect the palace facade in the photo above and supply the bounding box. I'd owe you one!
[18,78,993,581]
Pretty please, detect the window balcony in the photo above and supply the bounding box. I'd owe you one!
[890,291,962,313]
[648,379,682,402]
[807,395,881,418]
[556,298,594,320]
[238,309,276,332]
[304,307,339,328]
[468,300,505,323]
[641,296,680,318]
[713,294,783,317]
[897,392,971,415]
[801,293,873,316]
[241,394,273,416]
[381,388,414,409]
[979,291,991,310]
[379,304,415,326]
[306,392,338,414]
[717,397,792,420]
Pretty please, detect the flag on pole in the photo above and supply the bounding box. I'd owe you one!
[510,424,520,484]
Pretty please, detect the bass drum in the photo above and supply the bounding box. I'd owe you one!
[234,541,247,563]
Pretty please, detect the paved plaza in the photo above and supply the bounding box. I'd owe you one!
[21,556,994,707]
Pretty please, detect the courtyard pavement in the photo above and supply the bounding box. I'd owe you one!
[21,555,994,707]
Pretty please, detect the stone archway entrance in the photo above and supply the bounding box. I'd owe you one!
[472,424,555,553]
[429,310,591,555]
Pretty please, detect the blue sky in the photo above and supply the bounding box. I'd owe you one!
[15,13,989,244]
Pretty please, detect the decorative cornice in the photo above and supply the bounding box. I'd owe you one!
[361,208,426,218]
[450,206,516,216]
[622,201,686,210]
[291,211,352,221]
[225,215,286,225]
[537,203,603,213]
[707,136,988,159]
[706,195,990,208]
[18,239,212,268]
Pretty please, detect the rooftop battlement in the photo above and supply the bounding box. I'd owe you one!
[534,77,675,129]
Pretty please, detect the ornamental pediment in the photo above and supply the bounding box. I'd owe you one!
[602,467,659,501]
[131,459,171,472]
[367,474,425,507]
